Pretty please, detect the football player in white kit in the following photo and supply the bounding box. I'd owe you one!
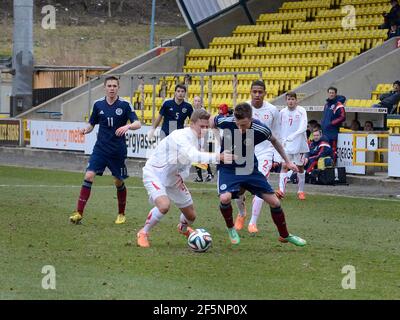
[234,80,280,234]
[137,109,234,248]
[276,92,309,200]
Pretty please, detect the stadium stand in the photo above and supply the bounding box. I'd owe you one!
[346,83,400,109]
[132,0,391,124]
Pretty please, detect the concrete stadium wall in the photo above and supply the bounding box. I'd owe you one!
[272,37,400,106]
[17,46,186,121]
[17,47,185,121]
[61,47,186,122]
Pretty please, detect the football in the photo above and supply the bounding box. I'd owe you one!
[187,228,212,253]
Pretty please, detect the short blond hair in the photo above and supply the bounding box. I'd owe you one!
[190,108,210,122]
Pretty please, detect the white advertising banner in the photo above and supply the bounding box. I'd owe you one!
[388,135,400,177]
[30,120,87,151]
[337,133,366,174]
[84,125,162,159]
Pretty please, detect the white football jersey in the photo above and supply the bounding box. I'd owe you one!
[248,100,280,158]
[279,106,309,154]
[144,127,217,186]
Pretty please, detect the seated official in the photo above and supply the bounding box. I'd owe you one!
[304,128,334,174]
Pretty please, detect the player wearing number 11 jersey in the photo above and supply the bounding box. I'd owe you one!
[70,76,141,225]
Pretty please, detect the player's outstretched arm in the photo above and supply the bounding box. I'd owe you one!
[270,134,299,172]
[115,120,141,136]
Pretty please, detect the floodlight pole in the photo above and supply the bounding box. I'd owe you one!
[150,0,156,49]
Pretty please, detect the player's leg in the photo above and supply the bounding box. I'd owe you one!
[137,195,170,248]
[248,157,272,234]
[70,170,96,224]
[297,165,306,200]
[137,168,170,247]
[205,164,214,181]
[114,178,127,224]
[178,205,195,238]
[168,180,195,238]
[218,170,241,244]
[234,189,246,231]
[108,157,129,224]
[219,192,240,245]
[70,152,105,224]
[261,192,306,247]
[194,166,203,182]
[277,161,288,199]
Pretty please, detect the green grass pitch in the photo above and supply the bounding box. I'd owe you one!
[1,165,399,299]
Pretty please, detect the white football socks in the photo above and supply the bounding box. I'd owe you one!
[298,172,305,193]
[179,213,194,232]
[235,194,246,217]
[143,207,164,233]
[249,196,264,225]
[279,172,287,193]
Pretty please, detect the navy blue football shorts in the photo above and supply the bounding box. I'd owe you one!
[86,152,128,180]
[217,168,274,199]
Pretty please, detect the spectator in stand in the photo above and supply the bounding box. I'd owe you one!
[304,128,333,174]
[364,121,374,131]
[350,119,361,131]
[388,22,400,39]
[372,80,400,114]
[321,87,346,163]
[379,0,400,30]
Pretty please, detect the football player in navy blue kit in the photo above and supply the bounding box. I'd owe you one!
[211,102,307,246]
[148,84,193,139]
[70,76,141,225]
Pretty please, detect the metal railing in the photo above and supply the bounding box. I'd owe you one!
[87,71,262,124]
[352,132,389,167]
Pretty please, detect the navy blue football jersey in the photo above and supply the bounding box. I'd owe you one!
[159,99,193,136]
[89,96,138,157]
[214,115,272,171]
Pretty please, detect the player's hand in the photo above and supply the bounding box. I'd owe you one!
[147,128,155,140]
[115,125,129,136]
[219,151,236,164]
[286,161,299,172]
[80,127,91,135]
[303,158,309,166]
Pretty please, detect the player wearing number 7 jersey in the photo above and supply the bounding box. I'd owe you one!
[276,92,309,200]
[70,76,141,225]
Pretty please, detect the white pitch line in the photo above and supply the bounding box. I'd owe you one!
[0,184,216,191]
[0,184,399,202]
